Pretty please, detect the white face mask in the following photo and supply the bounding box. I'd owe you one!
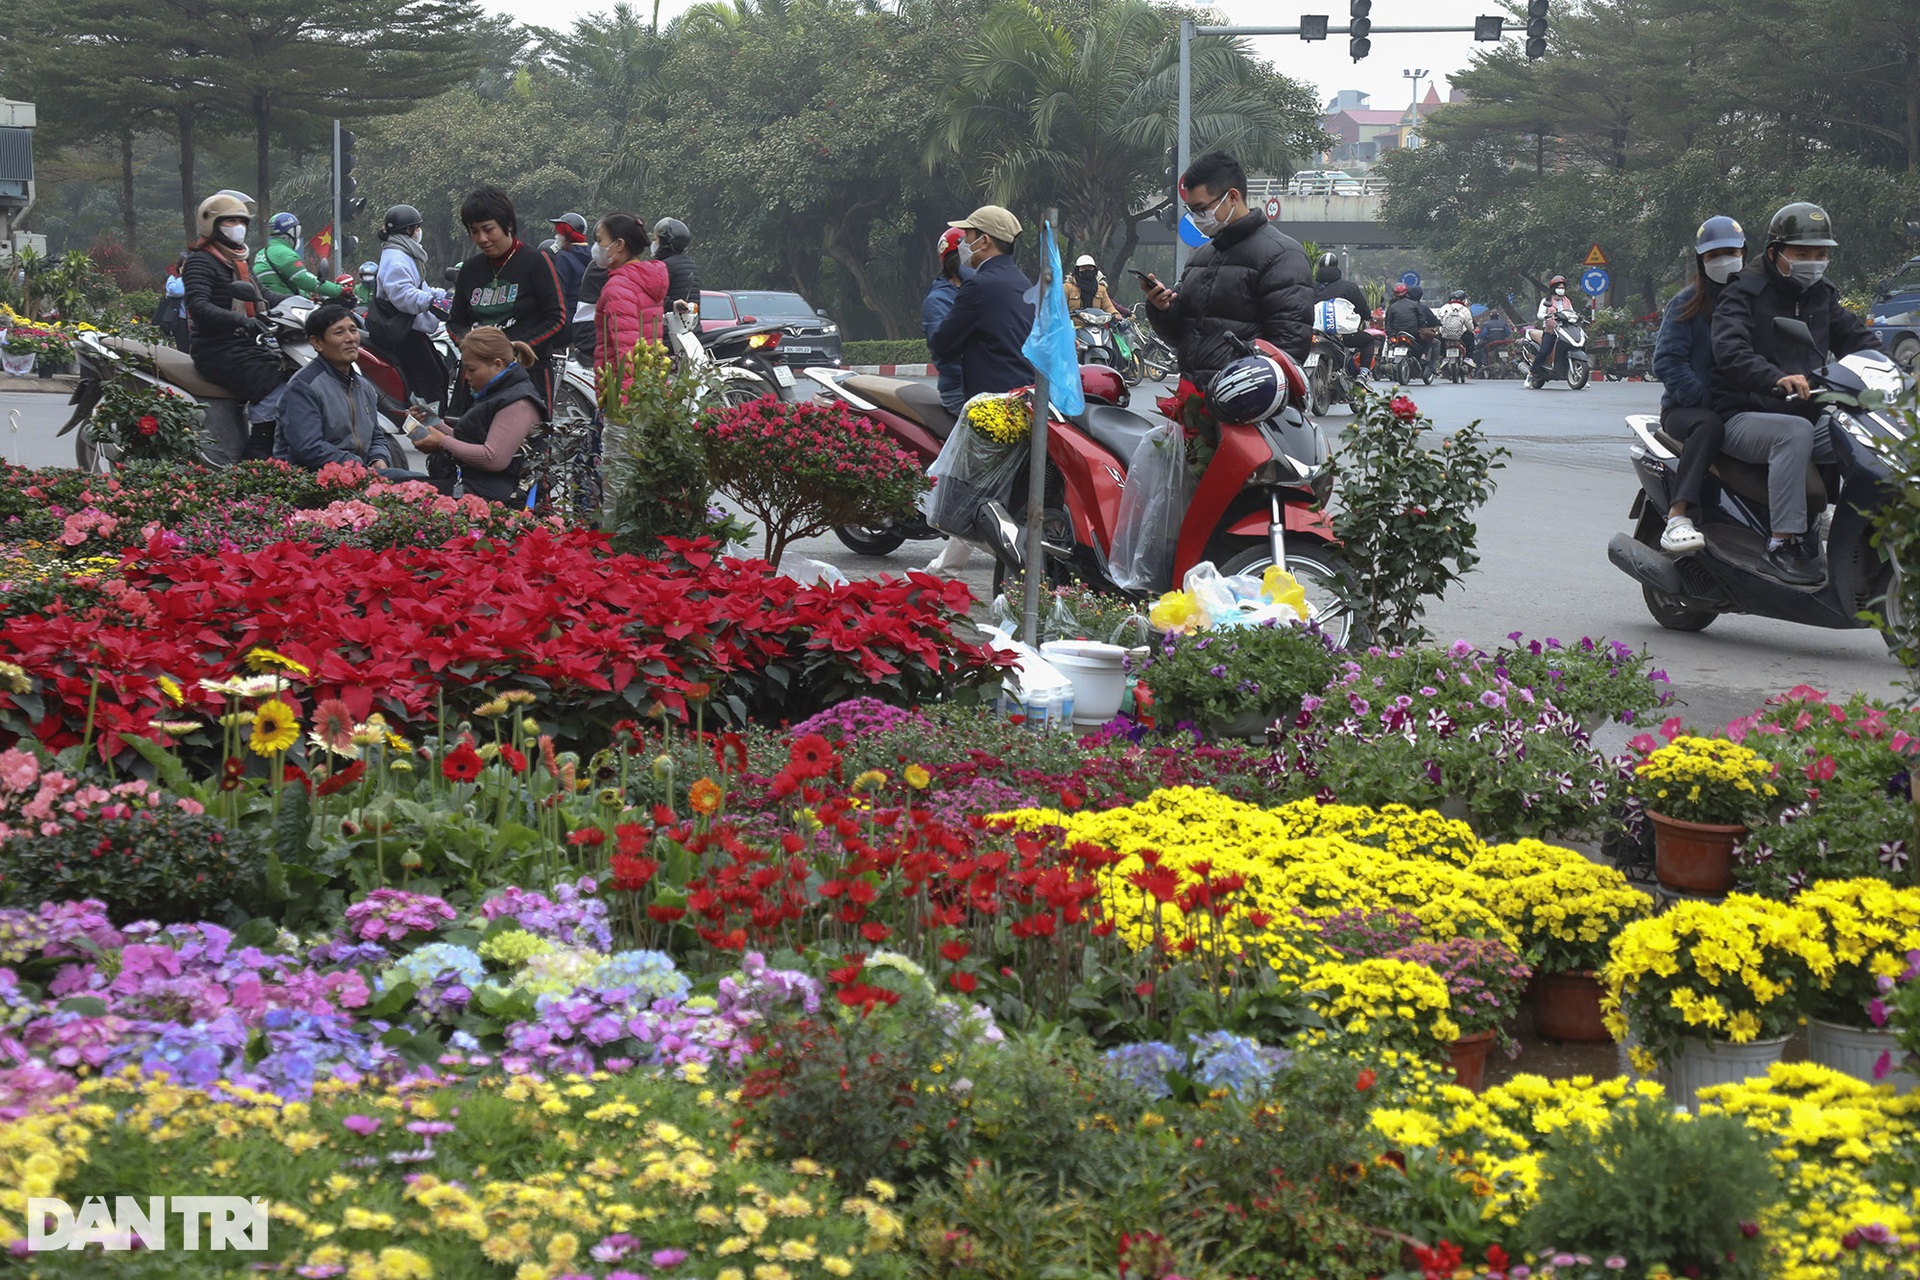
[1188,194,1229,237]
[957,234,980,270]
[1787,258,1829,287]
[1703,254,1742,285]
[220,223,248,249]
[590,242,610,268]
[1553,286,1566,297]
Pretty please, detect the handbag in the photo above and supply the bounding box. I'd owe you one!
[366,293,413,352]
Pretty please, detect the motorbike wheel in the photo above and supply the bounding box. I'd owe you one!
[1420,362,1435,386]
[1218,543,1363,651]
[1632,510,1716,632]
[1309,363,1337,416]
[555,382,597,431]
[833,524,908,557]
[1568,361,1591,390]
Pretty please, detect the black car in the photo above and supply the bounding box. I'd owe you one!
[724,290,844,368]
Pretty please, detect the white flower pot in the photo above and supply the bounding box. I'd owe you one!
[1807,1017,1916,1094]
[1039,641,1128,727]
[1669,1034,1790,1111]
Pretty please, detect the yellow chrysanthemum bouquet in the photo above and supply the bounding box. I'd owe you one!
[962,391,1031,445]
[1630,734,1779,825]
[1601,893,1834,1070]
[1793,877,1920,1027]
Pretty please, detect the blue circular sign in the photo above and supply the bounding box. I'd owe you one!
[1177,213,1210,248]
[1581,267,1611,296]
[1399,270,1421,289]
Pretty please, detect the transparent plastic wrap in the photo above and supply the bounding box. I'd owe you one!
[924,401,1026,538]
[1106,421,1189,592]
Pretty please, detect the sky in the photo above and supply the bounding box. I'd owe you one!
[477,0,1505,117]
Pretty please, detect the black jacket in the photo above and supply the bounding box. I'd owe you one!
[181,246,287,348]
[448,241,568,366]
[660,251,702,308]
[1711,264,1880,418]
[452,362,543,504]
[1147,211,1312,382]
[1383,297,1428,338]
[1314,277,1369,317]
[928,254,1035,398]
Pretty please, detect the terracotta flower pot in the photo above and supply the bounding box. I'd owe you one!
[1529,969,1610,1043]
[1446,1029,1499,1091]
[1647,810,1744,895]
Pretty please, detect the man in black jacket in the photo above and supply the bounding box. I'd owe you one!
[928,204,1035,398]
[1313,252,1373,374]
[1710,201,1881,586]
[654,218,702,308]
[1141,151,1313,385]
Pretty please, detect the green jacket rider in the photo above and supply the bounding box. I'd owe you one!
[252,212,344,300]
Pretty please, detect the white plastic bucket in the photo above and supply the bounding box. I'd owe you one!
[1807,1018,1916,1094]
[1040,641,1128,726]
[1669,1035,1789,1110]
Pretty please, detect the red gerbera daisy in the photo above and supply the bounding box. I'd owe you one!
[787,733,836,780]
[441,741,484,783]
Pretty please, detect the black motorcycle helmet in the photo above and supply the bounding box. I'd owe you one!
[1766,201,1838,249]
[1313,251,1341,284]
[1406,285,1424,301]
[654,217,692,255]
[381,204,423,240]
[1449,289,1468,302]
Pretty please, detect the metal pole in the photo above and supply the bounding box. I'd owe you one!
[1175,20,1193,280]
[330,119,342,276]
[1021,210,1060,650]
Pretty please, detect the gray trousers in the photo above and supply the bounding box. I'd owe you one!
[1719,410,1832,536]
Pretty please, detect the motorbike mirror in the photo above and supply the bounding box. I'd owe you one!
[1772,317,1821,355]
[228,280,264,303]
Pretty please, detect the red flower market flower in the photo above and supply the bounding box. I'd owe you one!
[1355,1068,1376,1091]
[948,971,978,994]
[441,741,483,783]
[788,733,836,780]
[1388,395,1419,423]
[137,415,160,436]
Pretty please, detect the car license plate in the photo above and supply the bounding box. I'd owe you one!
[1304,353,1321,368]
[772,365,796,388]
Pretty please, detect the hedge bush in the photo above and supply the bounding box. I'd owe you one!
[843,339,931,366]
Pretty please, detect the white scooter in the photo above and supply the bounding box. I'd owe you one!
[1519,304,1593,390]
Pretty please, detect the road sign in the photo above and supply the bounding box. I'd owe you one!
[1583,243,1608,266]
[1264,196,1282,219]
[1399,270,1421,289]
[1581,267,1610,297]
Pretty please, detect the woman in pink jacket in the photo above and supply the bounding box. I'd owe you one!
[593,213,669,396]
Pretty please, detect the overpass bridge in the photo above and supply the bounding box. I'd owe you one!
[1133,185,1415,250]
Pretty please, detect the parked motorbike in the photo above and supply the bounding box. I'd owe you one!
[66,283,430,473]
[1128,303,1179,383]
[1605,319,1905,642]
[1519,305,1593,390]
[1111,312,1171,385]
[664,301,792,407]
[971,347,1356,647]
[1383,331,1433,385]
[805,367,968,557]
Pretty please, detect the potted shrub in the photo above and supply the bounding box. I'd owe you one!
[1795,877,1920,1092]
[1629,735,1779,894]
[1388,935,1532,1090]
[1129,617,1338,738]
[86,377,205,463]
[1471,839,1654,1042]
[1602,894,1828,1108]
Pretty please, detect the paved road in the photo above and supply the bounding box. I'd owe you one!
[4,375,1905,726]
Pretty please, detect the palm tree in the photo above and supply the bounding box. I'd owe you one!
[534,4,669,205]
[929,0,1323,272]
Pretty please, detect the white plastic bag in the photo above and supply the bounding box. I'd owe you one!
[925,399,1026,538]
[1107,421,1188,592]
[1316,298,1361,335]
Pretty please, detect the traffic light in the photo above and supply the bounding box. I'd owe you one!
[1163,143,1180,228]
[342,234,359,260]
[1525,0,1548,58]
[1300,13,1328,40]
[1349,0,1372,60]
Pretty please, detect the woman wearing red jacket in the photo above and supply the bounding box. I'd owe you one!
[593,213,669,397]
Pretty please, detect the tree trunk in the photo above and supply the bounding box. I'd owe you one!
[254,91,273,217]
[120,127,138,251]
[1109,210,1142,283]
[178,106,198,243]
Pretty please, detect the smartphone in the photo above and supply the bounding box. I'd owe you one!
[1129,268,1157,286]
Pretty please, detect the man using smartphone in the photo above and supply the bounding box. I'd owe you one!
[1140,150,1313,388]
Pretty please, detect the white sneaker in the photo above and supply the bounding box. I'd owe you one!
[1660,516,1705,554]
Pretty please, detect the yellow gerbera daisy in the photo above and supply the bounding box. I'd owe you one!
[156,674,184,705]
[249,698,301,755]
[245,646,311,677]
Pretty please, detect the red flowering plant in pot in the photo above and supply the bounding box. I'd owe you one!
[702,396,929,567]
[84,377,202,462]
[0,527,1004,762]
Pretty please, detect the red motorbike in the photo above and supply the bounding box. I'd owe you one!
[805,351,1353,645]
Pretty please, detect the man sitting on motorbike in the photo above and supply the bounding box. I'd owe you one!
[1649,215,1745,555]
[1437,290,1476,366]
[1383,283,1432,374]
[1527,276,1583,388]
[1313,252,1373,375]
[1711,201,1881,586]
[252,213,348,302]
[1064,254,1124,318]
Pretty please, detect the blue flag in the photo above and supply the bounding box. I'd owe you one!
[1021,221,1086,416]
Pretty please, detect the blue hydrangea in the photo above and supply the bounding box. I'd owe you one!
[376,944,485,1021]
[1189,1031,1293,1098]
[1102,1041,1182,1098]
[588,950,690,1004]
